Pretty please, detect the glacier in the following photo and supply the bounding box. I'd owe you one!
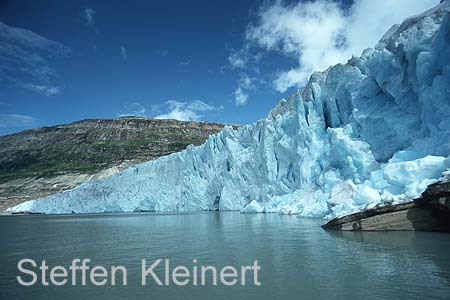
[8,1,450,218]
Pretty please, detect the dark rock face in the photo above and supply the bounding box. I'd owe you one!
[0,117,235,212]
[423,175,450,211]
[322,175,450,232]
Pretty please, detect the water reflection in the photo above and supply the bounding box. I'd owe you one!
[0,213,449,300]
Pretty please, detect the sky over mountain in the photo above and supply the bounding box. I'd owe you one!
[0,0,438,135]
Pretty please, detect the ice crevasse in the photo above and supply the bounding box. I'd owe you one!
[9,2,450,218]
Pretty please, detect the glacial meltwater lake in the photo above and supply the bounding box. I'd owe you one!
[1,212,450,300]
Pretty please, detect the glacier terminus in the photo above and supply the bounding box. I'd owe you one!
[9,1,450,219]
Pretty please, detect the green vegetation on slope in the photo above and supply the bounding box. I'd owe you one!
[0,117,229,184]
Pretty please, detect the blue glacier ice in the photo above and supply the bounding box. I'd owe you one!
[9,1,450,218]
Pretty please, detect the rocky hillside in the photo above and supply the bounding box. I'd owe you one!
[0,117,233,212]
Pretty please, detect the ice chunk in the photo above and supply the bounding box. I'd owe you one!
[327,180,356,208]
[241,200,264,213]
[383,156,447,186]
[353,185,381,206]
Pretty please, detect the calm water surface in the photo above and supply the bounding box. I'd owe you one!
[1,212,450,300]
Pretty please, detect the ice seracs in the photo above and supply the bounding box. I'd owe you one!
[8,1,450,218]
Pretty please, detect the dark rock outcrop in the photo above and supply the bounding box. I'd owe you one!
[322,174,450,232]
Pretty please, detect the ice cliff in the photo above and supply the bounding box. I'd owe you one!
[9,1,450,218]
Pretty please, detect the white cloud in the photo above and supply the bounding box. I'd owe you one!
[273,68,305,94]
[0,114,39,128]
[23,84,60,96]
[239,75,253,89]
[347,0,438,56]
[84,8,96,27]
[228,49,247,69]
[240,0,438,92]
[234,87,248,106]
[246,0,348,91]
[0,21,69,95]
[233,74,256,106]
[118,100,222,121]
[118,102,147,117]
[154,100,221,121]
[121,46,128,60]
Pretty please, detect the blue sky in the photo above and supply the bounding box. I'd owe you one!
[0,0,438,135]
